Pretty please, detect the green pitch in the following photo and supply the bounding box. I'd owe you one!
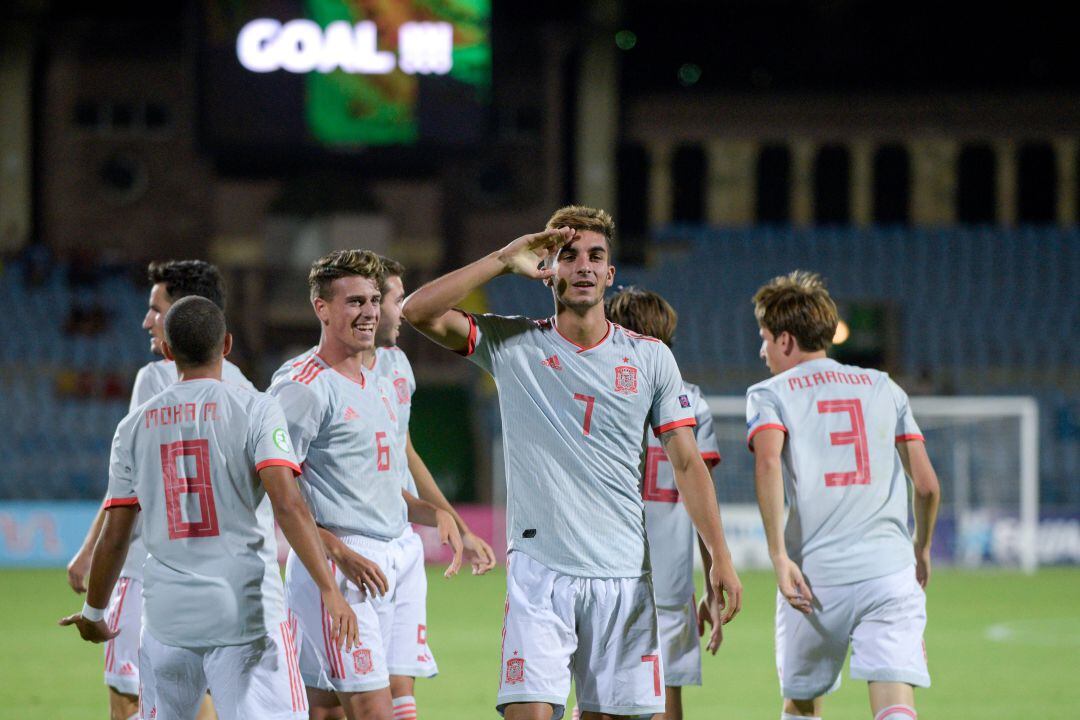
[5,567,1078,719]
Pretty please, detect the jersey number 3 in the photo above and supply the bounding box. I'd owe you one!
[817,398,870,486]
[160,439,220,539]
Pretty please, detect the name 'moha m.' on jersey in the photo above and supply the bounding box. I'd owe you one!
[745,357,924,586]
[119,358,257,581]
[459,313,697,578]
[643,381,721,607]
[269,352,406,541]
[104,378,300,648]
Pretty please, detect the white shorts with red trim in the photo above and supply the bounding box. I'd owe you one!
[386,527,438,678]
[285,535,395,694]
[103,575,140,695]
[776,565,931,700]
[496,551,665,720]
[139,615,306,720]
[656,598,702,687]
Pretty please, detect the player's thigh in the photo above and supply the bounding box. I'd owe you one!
[139,629,208,720]
[287,549,392,694]
[655,599,701,688]
[107,687,139,720]
[850,567,931,689]
[573,574,665,718]
[775,585,852,701]
[387,534,437,678]
[497,553,577,718]
[202,622,307,720]
[103,576,141,697]
[306,687,346,720]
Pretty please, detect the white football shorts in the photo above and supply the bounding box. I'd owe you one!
[386,527,438,678]
[103,575,141,696]
[139,613,306,720]
[775,564,931,700]
[286,535,395,693]
[656,597,702,687]
[496,551,665,719]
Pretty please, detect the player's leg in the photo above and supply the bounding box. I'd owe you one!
[387,531,437,720]
[651,598,702,720]
[201,619,307,720]
[102,576,140,720]
[849,566,929,720]
[572,574,665,720]
[497,552,577,720]
[307,687,346,720]
[195,693,220,720]
[774,583,852,719]
[139,629,209,720]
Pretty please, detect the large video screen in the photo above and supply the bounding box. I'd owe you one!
[199,0,491,153]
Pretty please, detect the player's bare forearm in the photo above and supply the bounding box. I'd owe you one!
[403,489,444,526]
[663,428,728,557]
[899,440,941,552]
[67,501,108,592]
[85,506,137,611]
[261,467,337,594]
[402,253,505,350]
[751,430,789,562]
[79,502,107,556]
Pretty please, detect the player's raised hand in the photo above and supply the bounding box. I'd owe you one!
[337,546,389,598]
[58,612,118,643]
[709,557,744,625]
[321,588,359,651]
[66,549,92,594]
[435,509,464,578]
[495,227,574,281]
[462,531,497,575]
[697,592,724,654]
[774,556,813,614]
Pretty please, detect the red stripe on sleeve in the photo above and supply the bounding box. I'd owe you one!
[652,417,697,437]
[701,451,722,468]
[895,434,925,443]
[255,459,302,476]
[747,423,788,452]
[454,310,478,357]
[103,497,140,509]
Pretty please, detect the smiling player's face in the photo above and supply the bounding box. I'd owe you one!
[551,230,614,310]
[315,275,381,355]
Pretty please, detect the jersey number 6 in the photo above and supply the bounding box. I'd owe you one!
[817,398,871,487]
[160,439,220,539]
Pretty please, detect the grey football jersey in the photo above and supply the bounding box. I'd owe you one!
[461,313,696,578]
[372,346,418,497]
[105,379,299,647]
[269,352,407,540]
[119,358,256,580]
[746,358,924,585]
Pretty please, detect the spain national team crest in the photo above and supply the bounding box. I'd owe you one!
[353,647,373,675]
[614,365,639,395]
[394,377,410,404]
[505,653,525,685]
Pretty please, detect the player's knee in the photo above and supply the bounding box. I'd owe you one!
[874,705,916,720]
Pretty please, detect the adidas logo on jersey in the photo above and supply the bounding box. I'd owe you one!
[540,354,563,371]
[343,406,359,422]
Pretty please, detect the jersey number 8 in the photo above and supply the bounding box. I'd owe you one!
[160,439,220,539]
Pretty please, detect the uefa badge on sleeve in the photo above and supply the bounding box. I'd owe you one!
[679,394,691,408]
[614,365,639,395]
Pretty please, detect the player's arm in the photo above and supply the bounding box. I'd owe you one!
[402,227,573,350]
[316,525,388,597]
[66,500,107,593]
[406,432,496,575]
[898,439,941,589]
[662,426,743,639]
[752,428,813,614]
[402,490,464,577]
[262,465,358,650]
[58,505,137,642]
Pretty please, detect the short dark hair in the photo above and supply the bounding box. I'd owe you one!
[377,255,405,290]
[308,250,384,302]
[164,296,226,366]
[148,260,225,311]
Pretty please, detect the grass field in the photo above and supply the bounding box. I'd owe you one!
[5,567,1078,719]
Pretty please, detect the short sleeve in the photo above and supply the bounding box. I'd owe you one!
[649,345,697,437]
[268,380,325,465]
[691,391,722,467]
[104,425,140,510]
[457,312,534,373]
[888,378,924,443]
[250,395,302,476]
[746,386,787,452]
[129,364,168,411]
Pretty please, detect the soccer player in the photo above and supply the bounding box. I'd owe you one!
[59,296,358,720]
[66,259,254,720]
[604,287,724,720]
[745,272,941,720]
[403,206,743,720]
[268,249,464,720]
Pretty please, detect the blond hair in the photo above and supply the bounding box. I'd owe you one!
[545,205,615,252]
[308,249,384,302]
[753,271,839,352]
[605,287,678,346]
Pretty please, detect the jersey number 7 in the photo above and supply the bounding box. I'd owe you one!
[817,398,871,487]
[160,439,220,539]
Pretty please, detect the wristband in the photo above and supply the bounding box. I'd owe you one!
[81,602,107,623]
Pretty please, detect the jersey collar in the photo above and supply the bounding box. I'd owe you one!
[552,317,613,354]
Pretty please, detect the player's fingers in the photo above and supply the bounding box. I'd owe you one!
[445,538,463,578]
[708,622,723,654]
[696,607,707,637]
[348,613,359,651]
[66,570,85,594]
[371,565,389,595]
[58,614,79,626]
[795,575,813,603]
